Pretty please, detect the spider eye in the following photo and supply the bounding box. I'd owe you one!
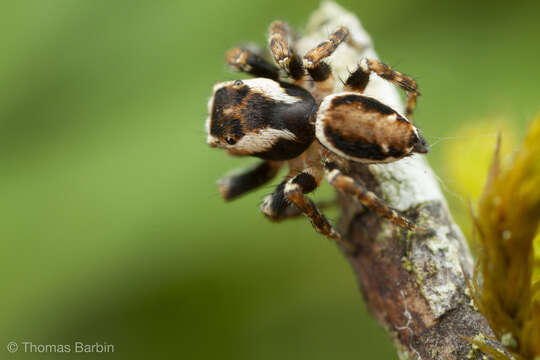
[225,137,236,145]
[233,80,243,86]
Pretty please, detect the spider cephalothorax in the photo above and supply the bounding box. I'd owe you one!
[206,79,316,160]
[205,20,429,246]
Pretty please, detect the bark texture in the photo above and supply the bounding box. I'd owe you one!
[296,3,504,359]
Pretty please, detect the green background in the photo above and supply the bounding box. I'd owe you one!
[1,0,539,359]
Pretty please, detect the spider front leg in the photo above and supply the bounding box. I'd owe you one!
[345,58,420,121]
[268,20,304,81]
[225,47,280,80]
[218,160,282,201]
[324,161,429,233]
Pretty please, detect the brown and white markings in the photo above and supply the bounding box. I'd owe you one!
[316,93,427,163]
[205,19,430,248]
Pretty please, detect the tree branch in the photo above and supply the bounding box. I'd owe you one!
[297,2,504,359]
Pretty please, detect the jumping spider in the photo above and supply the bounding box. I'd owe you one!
[206,21,428,247]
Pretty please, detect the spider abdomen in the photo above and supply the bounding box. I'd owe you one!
[316,93,427,163]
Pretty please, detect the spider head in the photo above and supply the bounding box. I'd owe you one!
[205,79,250,152]
[206,78,316,160]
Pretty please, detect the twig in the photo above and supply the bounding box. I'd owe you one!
[297,2,505,359]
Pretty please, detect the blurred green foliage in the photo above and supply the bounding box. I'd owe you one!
[0,0,539,359]
[472,114,540,359]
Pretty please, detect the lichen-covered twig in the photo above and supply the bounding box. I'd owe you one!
[297,3,505,359]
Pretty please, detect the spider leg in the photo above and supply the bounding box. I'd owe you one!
[268,20,304,81]
[345,58,419,121]
[281,171,354,251]
[225,47,280,80]
[324,161,429,233]
[260,180,293,220]
[303,26,349,83]
[281,171,344,241]
[261,186,337,220]
[218,160,282,201]
[261,146,336,221]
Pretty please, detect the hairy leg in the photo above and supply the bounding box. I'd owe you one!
[225,47,280,80]
[281,171,344,240]
[268,20,304,80]
[344,58,420,120]
[218,160,282,201]
[324,161,429,233]
[261,183,337,220]
[261,145,334,221]
[260,179,292,220]
[303,26,349,82]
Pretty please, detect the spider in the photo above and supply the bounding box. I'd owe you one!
[205,20,429,248]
